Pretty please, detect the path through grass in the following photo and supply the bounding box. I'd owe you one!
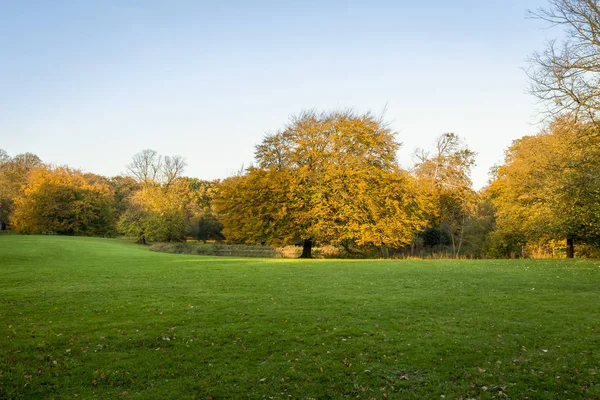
[1,235,599,399]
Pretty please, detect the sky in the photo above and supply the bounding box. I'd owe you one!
[1,0,555,188]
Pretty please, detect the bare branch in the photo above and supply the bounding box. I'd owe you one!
[127,149,163,184]
[528,0,600,120]
[163,155,187,185]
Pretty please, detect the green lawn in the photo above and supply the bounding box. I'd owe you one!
[1,236,599,399]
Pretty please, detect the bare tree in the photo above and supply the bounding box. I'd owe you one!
[127,149,163,184]
[0,149,9,164]
[527,0,600,120]
[127,149,187,185]
[163,155,187,186]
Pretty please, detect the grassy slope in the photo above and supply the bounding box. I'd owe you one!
[0,236,599,399]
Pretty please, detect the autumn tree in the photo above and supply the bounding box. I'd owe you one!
[126,149,188,186]
[119,151,193,243]
[490,116,600,258]
[528,0,600,120]
[214,110,427,257]
[118,180,190,243]
[12,166,116,236]
[413,133,477,258]
[0,151,43,230]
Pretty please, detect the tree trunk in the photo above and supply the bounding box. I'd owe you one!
[381,246,389,258]
[566,236,574,259]
[299,239,313,258]
[456,215,466,259]
[136,236,147,245]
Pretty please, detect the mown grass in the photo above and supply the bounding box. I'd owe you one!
[1,235,599,399]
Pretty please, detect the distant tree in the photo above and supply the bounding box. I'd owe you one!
[126,149,163,184]
[490,116,600,257]
[195,213,225,243]
[163,156,187,186]
[109,175,140,217]
[214,110,427,257]
[120,151,193,243]
[12,166,116,236]
[126,149,187,186]
[0,149,9,163]
[183,178,223,241]
[118,179,190,243]
[528,0,600,120]
[413,133,477,258]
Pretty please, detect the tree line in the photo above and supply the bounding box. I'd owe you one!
[1,0,598,258]
[1,108,598,258]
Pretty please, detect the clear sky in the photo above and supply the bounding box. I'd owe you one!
[1,0,554,188]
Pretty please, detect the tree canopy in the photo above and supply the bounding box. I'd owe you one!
[490,116,600,257]
[214,110,427,257]
[12,166,116,236]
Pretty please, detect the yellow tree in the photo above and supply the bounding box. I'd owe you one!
[0,151,42,230]
[490,116,600,257]
[118,179,191,243]
[214,110,427,257]
[118,150,193,243]
[12,166,116,236]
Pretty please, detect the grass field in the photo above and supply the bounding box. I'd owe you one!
[1,236,599,399]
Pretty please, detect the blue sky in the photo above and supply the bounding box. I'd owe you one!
[1,0,553,188]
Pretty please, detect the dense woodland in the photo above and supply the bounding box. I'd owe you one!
[1,0,599,259]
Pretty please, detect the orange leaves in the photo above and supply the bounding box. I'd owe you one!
[216,110,428,248]
[490,116,600,251]
[12,166,116,236]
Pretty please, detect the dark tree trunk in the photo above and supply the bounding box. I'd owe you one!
[0,220,5,231]
[299,239,313,258]
[566,236,574,259]
[136,237,147,245]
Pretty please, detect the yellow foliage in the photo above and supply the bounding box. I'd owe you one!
[12,166,115,235]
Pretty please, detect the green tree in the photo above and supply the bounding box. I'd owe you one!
[214,110,427,257]
[195,214,224,243]
[184,178,223,242]
[109,175,140,217]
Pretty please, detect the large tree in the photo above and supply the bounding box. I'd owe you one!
[214,110,427,257]
[12,166,116,236]
[490,116,600,258]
